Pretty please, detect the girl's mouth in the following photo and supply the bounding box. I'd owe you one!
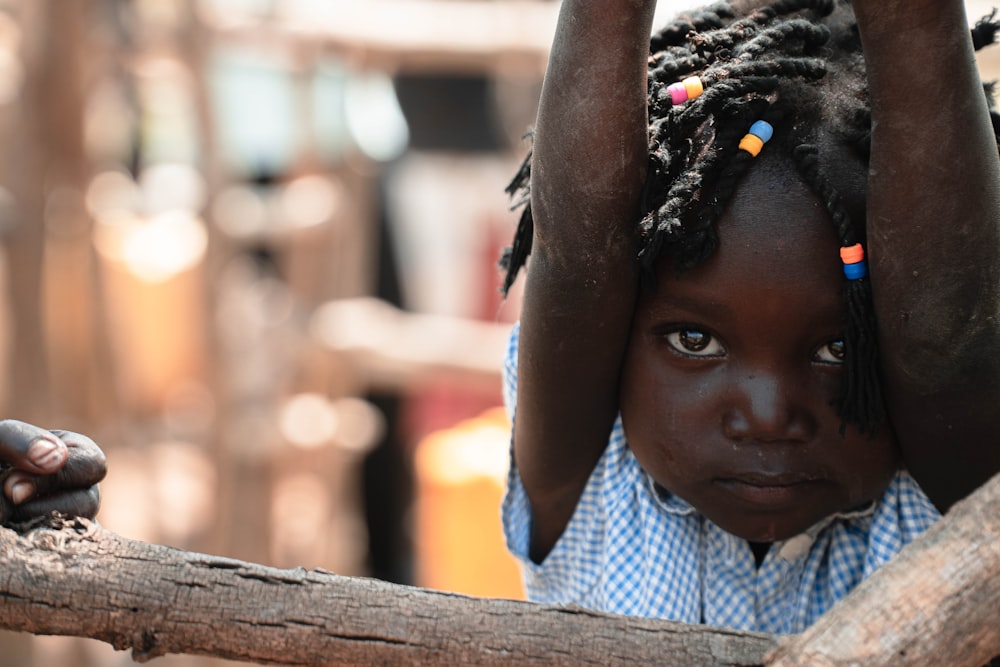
[715,473,823,507]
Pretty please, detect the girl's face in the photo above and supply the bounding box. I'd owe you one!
[620,156,899,543]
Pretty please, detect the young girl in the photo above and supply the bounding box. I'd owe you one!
[499,0,1000,634]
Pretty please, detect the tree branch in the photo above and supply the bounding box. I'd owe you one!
[1,471,998,666]
[0,518,774,666]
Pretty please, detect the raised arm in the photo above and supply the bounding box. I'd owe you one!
[514,0,655,560]
[853,0,1000,511]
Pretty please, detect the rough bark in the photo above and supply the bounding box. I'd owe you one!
[1,471,998,666]
[0,517,775,666]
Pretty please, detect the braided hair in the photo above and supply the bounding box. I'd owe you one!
[501,0,1000,435]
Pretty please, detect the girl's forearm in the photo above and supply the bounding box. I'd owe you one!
[530,0,655,273]
[512,0,656,558]
[854,0,1000,388]
[853,0,1000,508]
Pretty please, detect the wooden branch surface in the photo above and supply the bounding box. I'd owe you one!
[1,472,998,665]
[0,518,774,666]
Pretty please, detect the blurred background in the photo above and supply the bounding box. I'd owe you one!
[0,1,998,665]
[1,0,548,664]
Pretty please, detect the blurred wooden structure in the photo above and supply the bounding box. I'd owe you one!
[0,0,546,665]
[216,1,556,76]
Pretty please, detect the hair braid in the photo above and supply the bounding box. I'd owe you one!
[499,144,533,294]
[794,143,882,434]
[650,3,735,52]
[972,9,999,51]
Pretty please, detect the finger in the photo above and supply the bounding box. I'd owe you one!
[2,431,106,507]
[47,430,107,488]
[8,446,106,506]
[3,470,37,505]
[7,485,101,523]
[0,420,69,474]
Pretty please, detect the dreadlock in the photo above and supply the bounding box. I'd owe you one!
[501,0,1000,435]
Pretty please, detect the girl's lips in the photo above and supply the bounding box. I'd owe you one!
[724,471,821,486]
[715,473,824,507]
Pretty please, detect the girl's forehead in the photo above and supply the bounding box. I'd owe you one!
[744,158,813,195]
[650,191,847,333]
[733,145,865,222]
[665,158,846,294]
[731,154,832,218]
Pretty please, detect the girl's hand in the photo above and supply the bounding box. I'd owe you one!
[0,420,106,525]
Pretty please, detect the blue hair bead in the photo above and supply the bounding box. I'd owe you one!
[748,120,773,142]
[843,260,868,280]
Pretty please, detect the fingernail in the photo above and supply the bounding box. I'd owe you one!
[9,479,34,505]
[27,437,64,470]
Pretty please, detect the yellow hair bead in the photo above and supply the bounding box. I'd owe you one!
[738,134,764,157]
[682,76,704,101]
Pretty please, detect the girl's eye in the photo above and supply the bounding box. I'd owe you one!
[664,329,725,357]
[814,339,846,364]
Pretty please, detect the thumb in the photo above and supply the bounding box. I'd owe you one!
[0,420,69,474]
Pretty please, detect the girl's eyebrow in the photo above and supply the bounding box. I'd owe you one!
[651,283,848,330]
[649,289,733,320]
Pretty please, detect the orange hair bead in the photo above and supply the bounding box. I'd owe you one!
[840,243,865,264]
[738,134,764,157]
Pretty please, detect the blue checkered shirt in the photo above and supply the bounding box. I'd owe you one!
[500,322,941,634]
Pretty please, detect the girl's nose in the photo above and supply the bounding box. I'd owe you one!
[722,372,815,442]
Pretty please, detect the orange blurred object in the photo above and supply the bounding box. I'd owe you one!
[414,406,524,600]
